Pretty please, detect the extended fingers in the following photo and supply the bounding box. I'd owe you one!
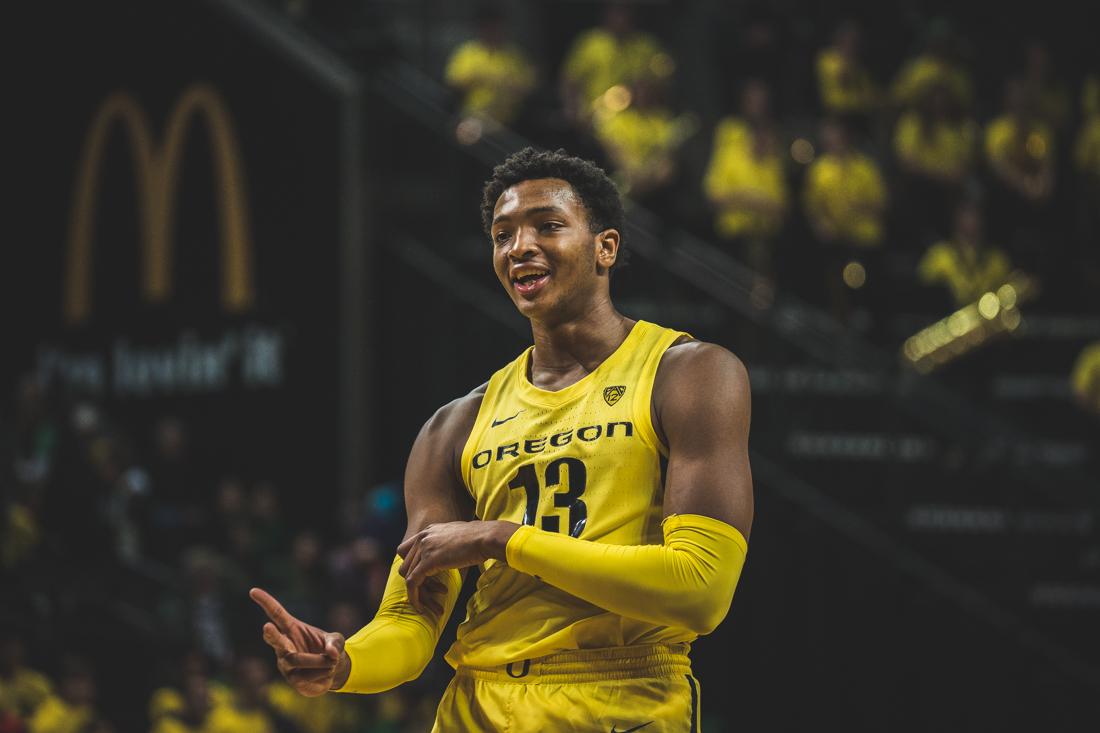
[399,539,422,578]
[406,570,423,613]
[407,540,446,583]
[262,622,296,656]
[250,588,296,633]
[397,532,451,615]
[404,556,442,614]
[412,572,446,616]
[396,533,418,558]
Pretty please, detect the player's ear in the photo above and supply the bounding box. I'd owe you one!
[595,229,620,273]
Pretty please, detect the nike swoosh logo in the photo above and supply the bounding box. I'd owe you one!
[611,723,653,733]
[491,410,523,428]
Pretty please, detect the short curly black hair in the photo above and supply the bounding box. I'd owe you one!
[481,147,626,269]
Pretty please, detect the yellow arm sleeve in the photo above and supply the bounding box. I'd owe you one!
[506,513,747,635]
[333,556,462,694]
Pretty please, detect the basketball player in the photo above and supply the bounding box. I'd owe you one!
[251,148,753,731]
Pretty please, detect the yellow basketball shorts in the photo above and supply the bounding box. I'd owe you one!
[431,643,701,733]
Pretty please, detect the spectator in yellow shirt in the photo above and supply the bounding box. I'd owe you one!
[704,79,788,276]
[816,21,880,120]
[201,656,301,733]
[560,2,673,126]
[266,682,361,733]
[1071,342,1100,414]
[893,82,976,236]
[894,83,976,185]
[891,26,972,110]
[0,635,52,724]
[443,4,535,127]
[28,659,110,733]
[149,674,217,733]
[148,650,233,726]
[805,118,888,248]
[918,199,1012,308]
[804,118,888,322]
[592,78,695,199]
[985,79,1055,205]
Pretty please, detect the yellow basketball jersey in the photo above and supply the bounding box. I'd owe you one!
[446,320,693,668]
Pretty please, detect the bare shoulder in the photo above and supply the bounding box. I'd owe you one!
[654,338,750,400]
[653,341,753,533]
[651,339,751,447]
[419,382,487,452]
[404,383,488,531]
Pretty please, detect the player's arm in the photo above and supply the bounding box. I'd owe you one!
[334,389,481,693]
[400,343,753,635]
[501,342,752,633]
[652,341,753,532]
[251,388,481,696]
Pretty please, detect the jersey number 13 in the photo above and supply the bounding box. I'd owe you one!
[507,458,588,537]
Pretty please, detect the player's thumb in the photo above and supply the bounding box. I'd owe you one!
[323,633,345,662]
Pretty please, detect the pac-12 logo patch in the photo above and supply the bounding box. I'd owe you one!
[603,385,626,406]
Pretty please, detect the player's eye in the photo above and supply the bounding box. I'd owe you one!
[494,231,511,245]
[540,222,563,233]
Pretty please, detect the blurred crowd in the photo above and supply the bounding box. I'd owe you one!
[441,2,1099,336]
[4,2,1100,732]
[1,375,443,732]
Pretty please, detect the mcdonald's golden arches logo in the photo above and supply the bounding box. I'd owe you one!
[65,83,255,324]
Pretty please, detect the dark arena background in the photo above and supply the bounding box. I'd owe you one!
[3,1,1099,731]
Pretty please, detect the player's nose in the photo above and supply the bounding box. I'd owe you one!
[507,225,540,259]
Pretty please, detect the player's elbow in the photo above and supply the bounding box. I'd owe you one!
[673,588,734,635]
[386,621,439,685]
[352,645,432,695]
[400,656,434,688]
[341,615,441,694]
[389,644,434,689]
[659,519,747,634]
[655,559,737,634]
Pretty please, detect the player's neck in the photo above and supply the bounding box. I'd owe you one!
[527,298,633,380]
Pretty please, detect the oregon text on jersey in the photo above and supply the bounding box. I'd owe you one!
[469,420,635,469]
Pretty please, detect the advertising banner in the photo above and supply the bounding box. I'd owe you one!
[8,1,360,528]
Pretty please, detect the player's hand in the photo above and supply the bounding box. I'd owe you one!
[397,520,519,613]
[250,587,348,696]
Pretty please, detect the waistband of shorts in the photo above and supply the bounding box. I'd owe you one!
[454,643,692,684]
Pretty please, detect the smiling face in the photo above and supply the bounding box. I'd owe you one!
[490,178,619,324]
